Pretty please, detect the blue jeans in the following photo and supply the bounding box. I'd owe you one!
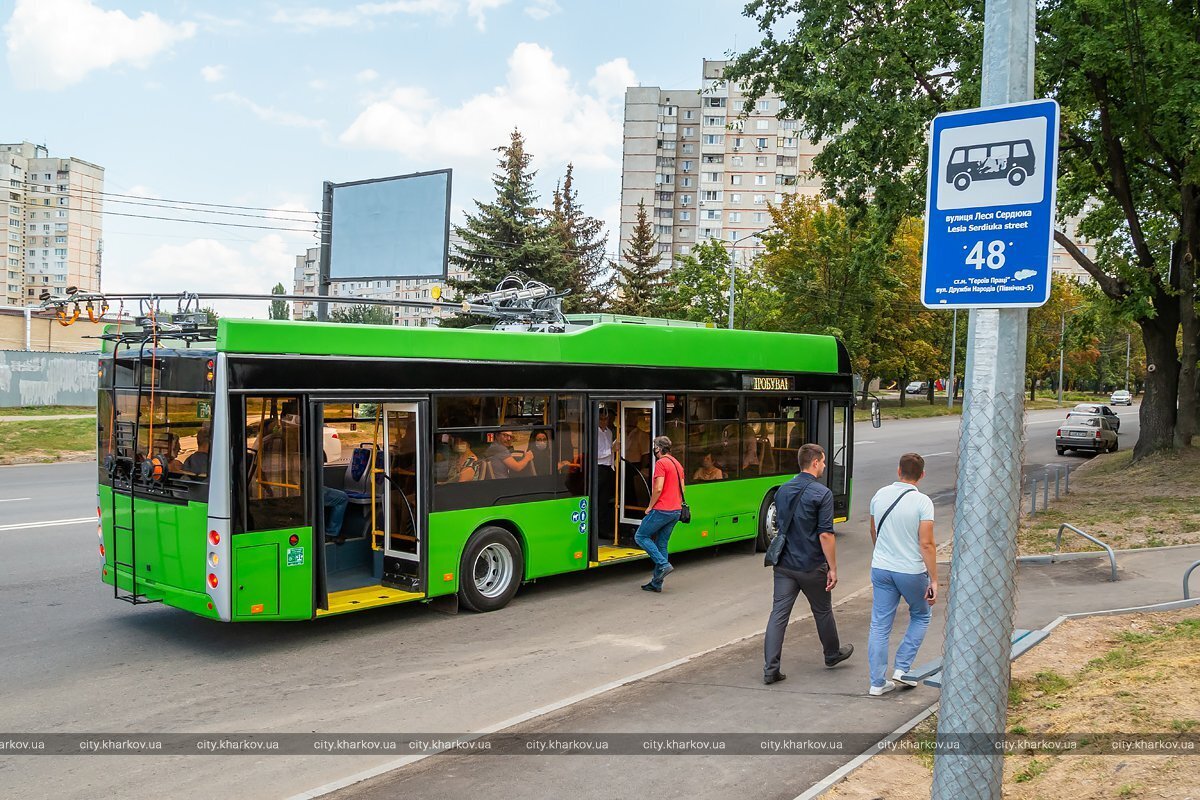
[868,568,932,687]
[635,509,681,587]
[323,487,348,538]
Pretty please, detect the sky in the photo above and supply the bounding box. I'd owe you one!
[1,0,764,316]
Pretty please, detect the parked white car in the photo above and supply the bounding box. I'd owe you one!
[1110,390,1132,406]
[323,426,342,463]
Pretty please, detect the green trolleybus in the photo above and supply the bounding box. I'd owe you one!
[96,316,855,621]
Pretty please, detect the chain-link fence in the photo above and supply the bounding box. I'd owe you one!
[932,310,1028,799]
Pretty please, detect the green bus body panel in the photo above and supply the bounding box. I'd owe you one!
[427,498,590,594]
[231,528,313,621]
[214,319,840,375]
[100,492,209,596]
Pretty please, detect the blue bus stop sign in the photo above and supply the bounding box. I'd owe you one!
[921,99,1059,309]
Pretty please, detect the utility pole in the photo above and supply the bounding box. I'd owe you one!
[1057,311,1065,405]
[948,309,958,409]
[1125,333,1131,391]
[931,0,1034,797]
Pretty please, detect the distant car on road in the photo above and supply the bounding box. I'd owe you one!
[905,381,928,395]
[1067,403,1121,433]
[1110,390,1132,406]
[1056,415,1118,456]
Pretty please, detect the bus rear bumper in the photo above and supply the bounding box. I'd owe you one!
[101,565,222,620]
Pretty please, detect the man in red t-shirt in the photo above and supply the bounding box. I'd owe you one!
[634,435,685,592]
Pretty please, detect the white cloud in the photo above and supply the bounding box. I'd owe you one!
[589,57,636,102]
[215,92,327,130]
[356,68,380,82]
[309,78,330,91]
[117,234,303,317]
[270,7,360,29]
[466,0,510,31]
[524,0,560,21]
[4,0,196,90]
[273,1,459,29]
[200,64,227,83]
[340,44,635,170]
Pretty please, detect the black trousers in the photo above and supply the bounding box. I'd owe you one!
[596,464,616,541]
[764,564,841,676]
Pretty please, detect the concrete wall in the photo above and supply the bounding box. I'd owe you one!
[0,350,97,407]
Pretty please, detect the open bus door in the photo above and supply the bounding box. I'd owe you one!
[588,398,659,564]
[380,402,427,592]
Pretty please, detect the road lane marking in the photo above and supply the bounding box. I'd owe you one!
[0,497,32,503]
[921,451,953,457]
[0,516,93,532]
[857,440,877,445]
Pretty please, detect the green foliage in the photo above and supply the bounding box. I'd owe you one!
[727,0,1200,455]
[446,129,566,325]
[269,282,289,320]
[549,163,613,314]
[611,200,665,316]
[328,304,393,326]
[201,306,219,326]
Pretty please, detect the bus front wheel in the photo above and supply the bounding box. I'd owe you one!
[953,173,971,191]
[458,526,523,612]
[1007,168,1027,186]
[755,490,779,552]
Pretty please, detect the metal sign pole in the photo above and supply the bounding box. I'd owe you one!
[948,309,958,408]
[931,0,1034,797]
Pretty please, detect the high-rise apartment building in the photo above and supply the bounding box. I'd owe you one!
[620,59,1095,283]
[620,59,823,269]
[0,141,104,307]
[292,245,470,326]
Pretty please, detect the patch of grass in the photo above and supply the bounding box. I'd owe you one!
[1009,724,1028,735]
[1085,646,1145,673]
[1008,683,1027,705]
[1118,783,1141,797]
[1013,757,1049,783]
[1170,719,1198,733]
[1031,670,1071,695]
[0,417,94,463]
[0,405,94,417]
[1120,631,1157,644]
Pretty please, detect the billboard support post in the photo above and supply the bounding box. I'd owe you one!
[317,180,333,322]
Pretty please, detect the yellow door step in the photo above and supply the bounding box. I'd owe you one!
[589,545,648,567]
[317,585,425,616]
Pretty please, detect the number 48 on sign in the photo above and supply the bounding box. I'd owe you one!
[921,99,1059,309]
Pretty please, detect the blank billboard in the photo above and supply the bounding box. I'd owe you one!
[328,169,451,281]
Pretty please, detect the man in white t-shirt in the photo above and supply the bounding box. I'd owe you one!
[866,452,937,696]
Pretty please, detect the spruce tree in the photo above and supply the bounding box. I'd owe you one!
[549,164,613,314]
[611,199,663,316]
[447,130,567,316]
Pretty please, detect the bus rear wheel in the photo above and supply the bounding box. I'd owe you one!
[953,173,971,191]
[1007,168,1027,186]
[756,490,779,552]
[458,526,522,612]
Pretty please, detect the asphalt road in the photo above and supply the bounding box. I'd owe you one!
[0,403,1141,800]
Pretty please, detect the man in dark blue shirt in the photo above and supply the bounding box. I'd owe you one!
[763,443,853,684]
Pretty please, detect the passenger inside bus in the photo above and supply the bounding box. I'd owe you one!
[183,425,211,476]
[164,432,184,474]
[441,436,481,483]
[530,430,553,476]
[484,429,535,479]
[692,451,725,482]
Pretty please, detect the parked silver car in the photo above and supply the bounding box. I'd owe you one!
[1067,403,1121,433]
[1056,415,1118,456]
[1110,390,1132,405]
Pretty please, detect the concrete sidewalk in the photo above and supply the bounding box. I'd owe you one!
[322,544,1200,800]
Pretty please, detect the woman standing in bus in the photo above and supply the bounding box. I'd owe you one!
[634,436,685,593]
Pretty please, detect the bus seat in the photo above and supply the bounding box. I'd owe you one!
[344,446,375,501]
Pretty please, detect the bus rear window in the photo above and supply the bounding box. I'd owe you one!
[98,390,213,500]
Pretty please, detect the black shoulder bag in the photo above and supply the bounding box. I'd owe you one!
[670,456,691,523]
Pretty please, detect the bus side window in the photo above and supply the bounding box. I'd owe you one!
[556,395,584,495]
[242,396,307,532]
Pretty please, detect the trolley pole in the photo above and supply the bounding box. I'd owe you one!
[931,0,1033,797]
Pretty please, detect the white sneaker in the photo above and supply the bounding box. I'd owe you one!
[869,680,897,696]
[893,669,919,688]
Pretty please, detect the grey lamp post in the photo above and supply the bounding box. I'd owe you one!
[726,225,776,329]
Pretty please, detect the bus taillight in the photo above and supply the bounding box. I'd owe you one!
[209,530,220,545]
[99,544,105,558]
[208,573,218,588]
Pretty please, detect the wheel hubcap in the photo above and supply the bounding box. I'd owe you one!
[474,543,514,599]
[765,500,779,543]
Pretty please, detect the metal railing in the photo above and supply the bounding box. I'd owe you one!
[1056,523,1118,582]
[1185,560,1200,600]
[1027,464,1071,515]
